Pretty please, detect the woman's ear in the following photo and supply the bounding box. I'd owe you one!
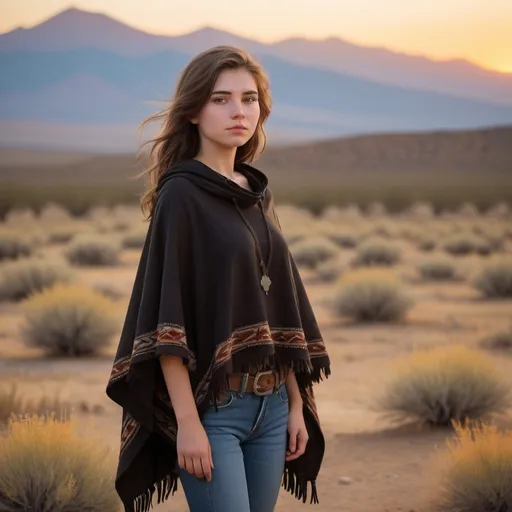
[190,118,198,125]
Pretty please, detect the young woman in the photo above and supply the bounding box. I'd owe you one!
[106,45,331,512]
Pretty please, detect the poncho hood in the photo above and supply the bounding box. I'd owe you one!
[106,158,331,512]
[157,158,269,209]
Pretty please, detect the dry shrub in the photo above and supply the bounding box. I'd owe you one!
[485,201,510,219]
[370,223,394,239]
[443,232,491,256]
[417,257,460,281]
[379,346,511,426]
[0,233,32,262]
[473,257,512,298]
[121,229,147,249]
[480,331,512,351]
[328,232,358,248]
[352,237,401,267]
[20,283,118,357]
[456,202,480,218]
[0,415,119,511]
[482,230,507,252]
[397,224,422,242]
[366,201,387,217]
[38,203,73,223]
[0,260,73,302]
[404,201,435,219]
[96,219,131,234]
[47,227,77,244]
[432,421,512,512]
[89,279,125,301]
[417,235,437,252]
[0,384,70,425]
[316,259,344,283]
[289,236,339,269]
[321,205,345,222]
[331,269,413,322]
[64,235,120,266]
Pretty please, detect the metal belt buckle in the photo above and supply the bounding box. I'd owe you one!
[253,370,275,396]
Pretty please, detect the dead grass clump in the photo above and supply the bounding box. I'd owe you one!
[64,235,120,266]
[316,259,344,283]
[89,279,125,301]
[0,415,119,511]
[352,237,401,267]
[20,283,118,357]
[331,269,413,322]
[483,230,507,252]
[417,257,460,281]
[47,227,77,244]
[121,229,147,249]
[328,232,358,248]
[432,421,512,512]
[96,219,131,234]
[473,257,512,298]
[417,235,437,252]
[443,232,491,256]
[480,331,512,352]
[379,346,511,426]
[485,201,510,219]
[289,236,339,269]
[0,233,32,262]
[0,260,73,302]
[0,384,71,425]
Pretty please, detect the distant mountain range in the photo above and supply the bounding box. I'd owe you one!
[1,7,512,151]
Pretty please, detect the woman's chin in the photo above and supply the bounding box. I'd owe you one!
[217,135,251,149]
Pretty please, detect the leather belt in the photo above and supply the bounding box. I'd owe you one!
[226,370,285,396]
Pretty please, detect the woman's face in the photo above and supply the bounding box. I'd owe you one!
[192,68,261,149]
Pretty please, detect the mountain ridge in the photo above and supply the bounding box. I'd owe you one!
[1,7,510,106]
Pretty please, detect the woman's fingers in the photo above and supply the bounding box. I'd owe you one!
[192,457,205,479]
[180,452,213,481]
[288,428,298,454]
[209,442,215,470]
[286,428,308,461]
[201,456,213,482]
[183,455,194,475]
[296,429,309,456]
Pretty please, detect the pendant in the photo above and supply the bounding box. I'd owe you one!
[261,274,272,294]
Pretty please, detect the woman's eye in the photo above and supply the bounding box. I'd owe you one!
[212,97,227,104]
[244,97,258,103]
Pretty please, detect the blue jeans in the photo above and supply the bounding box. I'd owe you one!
[179,382,289,512]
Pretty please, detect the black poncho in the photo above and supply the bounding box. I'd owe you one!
[106,158,331,512]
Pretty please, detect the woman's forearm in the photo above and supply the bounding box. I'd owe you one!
[285,371,303,411]
[159,355,199,425]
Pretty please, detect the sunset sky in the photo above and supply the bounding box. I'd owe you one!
[1,0,511,73]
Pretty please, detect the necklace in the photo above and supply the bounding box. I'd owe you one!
[233,199,273,294]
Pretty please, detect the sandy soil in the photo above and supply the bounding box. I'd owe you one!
[1,220,511,512]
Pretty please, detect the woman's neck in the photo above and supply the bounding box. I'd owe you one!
[195,145,237,180]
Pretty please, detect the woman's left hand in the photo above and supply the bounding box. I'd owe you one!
[286,406,309,461]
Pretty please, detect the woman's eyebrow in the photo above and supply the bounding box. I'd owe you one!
[211,90,259,95]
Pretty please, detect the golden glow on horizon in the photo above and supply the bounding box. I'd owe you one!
[1,0,511,74]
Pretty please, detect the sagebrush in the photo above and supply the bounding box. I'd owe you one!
[0,260,73,302]
[379,346,511,426]
[432,420,512,512]
[20,283,118,356]
[473,257,512,298]
[0,415,119,511]
[331,269,413,322]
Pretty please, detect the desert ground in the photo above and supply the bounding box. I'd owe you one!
[1,201,511,512]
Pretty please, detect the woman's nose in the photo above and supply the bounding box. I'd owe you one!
[231,101,245,118]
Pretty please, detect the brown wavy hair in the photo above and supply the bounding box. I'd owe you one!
[135,45,272,220]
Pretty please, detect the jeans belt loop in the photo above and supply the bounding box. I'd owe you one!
[239,372,249,397]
